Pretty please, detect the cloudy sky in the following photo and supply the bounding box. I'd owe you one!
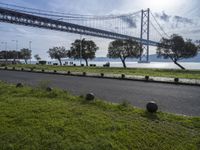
[0,0,199,60]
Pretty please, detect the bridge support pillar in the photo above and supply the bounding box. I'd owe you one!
[139,8,150,63]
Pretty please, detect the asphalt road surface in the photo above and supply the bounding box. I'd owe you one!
[0,70,200,116]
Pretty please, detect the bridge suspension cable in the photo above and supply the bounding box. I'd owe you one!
[150,11,170,38]
[150,20,165,39]
[0,2,141,20]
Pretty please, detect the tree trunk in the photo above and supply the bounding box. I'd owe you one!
[85,59,88,66]
[13,58,16,64]
[58,58,62,66]
[174,61,185,70]
[121,59,127,68]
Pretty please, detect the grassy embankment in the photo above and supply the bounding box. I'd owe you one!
[0,81,200,150]
[7,64,200,80]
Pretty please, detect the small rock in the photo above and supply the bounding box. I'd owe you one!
[46,87,53,92]
[146,101,158,113]
[85,93,95,101]
[16,83,23,88]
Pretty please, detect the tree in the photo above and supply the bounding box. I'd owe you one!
[69,39,99,66]
[195,40,200,51]
[0,50,19,61]
[34,54,41,61]
[107,39,142,68]
[157,34,198,70]
[47,46,67,66]
[20,48,31,64]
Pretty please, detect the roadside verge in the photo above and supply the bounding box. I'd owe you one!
[1,66,200,86]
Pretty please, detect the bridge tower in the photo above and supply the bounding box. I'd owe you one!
[139,8,150,63]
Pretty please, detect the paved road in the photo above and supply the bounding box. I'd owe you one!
[0,70,200,116]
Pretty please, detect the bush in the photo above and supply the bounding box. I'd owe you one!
[0,63,6,67]
[90,64,96,67]
[103,62,110,67]
[53,63,58,66]
[38,61,47,65]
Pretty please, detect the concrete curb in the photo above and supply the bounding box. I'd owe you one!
[1,66,200,86]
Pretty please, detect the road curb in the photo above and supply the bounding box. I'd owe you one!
[1,67,200,86]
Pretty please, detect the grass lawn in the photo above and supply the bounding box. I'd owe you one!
[7,64,200,80]
[0,81,200,150]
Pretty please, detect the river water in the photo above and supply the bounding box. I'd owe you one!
[29,60,200,70]
[66,61,200,70]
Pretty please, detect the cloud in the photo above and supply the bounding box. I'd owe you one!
[121,16,137,28]
[188,29,200,34]
[173,16,193,24]
[154,11,194,25]
[155,11,171,22]
[154,11,196,30]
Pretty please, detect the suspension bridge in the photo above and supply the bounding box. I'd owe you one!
[0,2,169,62]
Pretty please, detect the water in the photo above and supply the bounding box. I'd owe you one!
[66,61,200,70]
[29,60,200,70]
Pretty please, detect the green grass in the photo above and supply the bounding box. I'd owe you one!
[8,64,200,79]
[0,81,200,150]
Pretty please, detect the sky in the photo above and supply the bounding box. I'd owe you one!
[0,0,200,60]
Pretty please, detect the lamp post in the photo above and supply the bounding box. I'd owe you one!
[12,40,18,51]
[1,42,7,64]
[12,40,18,62]
[29,41,32,64]
[80,34,82,66]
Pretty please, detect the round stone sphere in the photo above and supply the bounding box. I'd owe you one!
[16,83,23,88]
[146,101,158,113]
[85,93,95,101]
[46,87,53,92]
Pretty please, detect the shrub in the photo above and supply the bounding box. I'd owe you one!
[38,61,47,65]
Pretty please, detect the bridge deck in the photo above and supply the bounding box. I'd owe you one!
[0,7,159,46]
